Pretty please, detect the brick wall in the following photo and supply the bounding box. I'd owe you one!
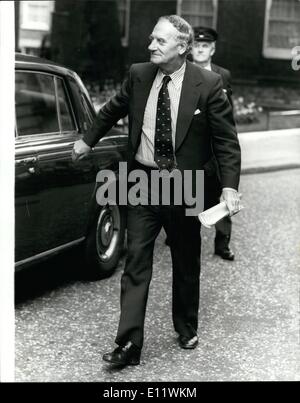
[127,0,300,86]
[215,0,299,85]
[127,0,176,65]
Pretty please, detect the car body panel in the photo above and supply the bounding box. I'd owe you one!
[15,54,128,270]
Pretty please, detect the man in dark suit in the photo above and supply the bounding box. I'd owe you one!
[192,26,235,261]
[72,15,241,366]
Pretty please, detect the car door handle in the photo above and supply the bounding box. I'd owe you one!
[28,167,36,174]
[15,157,37,165]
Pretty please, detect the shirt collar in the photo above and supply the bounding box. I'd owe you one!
[204,63,212,71]
[155,62,186,90]
[193,61,212,71]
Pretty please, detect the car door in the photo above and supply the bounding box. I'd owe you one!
[15,70,94,264]
[28,71,125,253]
[15,67,128,267]
[32,72,98,252]
[15,138,40,264]
[15,69,57,264]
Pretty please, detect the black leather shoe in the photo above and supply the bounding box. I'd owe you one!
[102,341,141,366]
[178,335,198,349]
[215,248,235,261]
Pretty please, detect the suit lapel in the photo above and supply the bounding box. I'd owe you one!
[175,62,203,152]
[131,64,158,150]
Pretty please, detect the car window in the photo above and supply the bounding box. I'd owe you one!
[15,72,59,136]
[80,93,94,129]
[67,77,94,133]
[56,77,76,132]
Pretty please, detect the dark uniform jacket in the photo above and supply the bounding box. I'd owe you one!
[211,63,233,106]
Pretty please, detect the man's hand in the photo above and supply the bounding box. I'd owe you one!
[72,139,92,162]
[221,188,241,216]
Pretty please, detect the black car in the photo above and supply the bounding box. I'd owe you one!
[15,53,127,278]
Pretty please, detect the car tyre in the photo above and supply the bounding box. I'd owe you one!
[85,204,126,279]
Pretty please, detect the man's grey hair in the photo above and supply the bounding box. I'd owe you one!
[158,15,194,55]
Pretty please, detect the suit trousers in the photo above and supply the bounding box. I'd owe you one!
[115,162,201,348]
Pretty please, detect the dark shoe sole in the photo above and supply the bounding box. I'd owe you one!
[215,251,235,261]
[102,355,140,366]
[179,341,198,350]
[178,336,199,349]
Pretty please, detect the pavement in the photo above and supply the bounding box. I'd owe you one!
[15,169,300,382]
[14,127,300,382]
[239,128,300,174]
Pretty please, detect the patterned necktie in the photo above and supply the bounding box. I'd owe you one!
[154,75,175,171]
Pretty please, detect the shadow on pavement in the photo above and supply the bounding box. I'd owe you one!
[15,247,85,304]
[15,245,127,304]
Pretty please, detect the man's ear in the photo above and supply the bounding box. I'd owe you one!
[178,42,188,55]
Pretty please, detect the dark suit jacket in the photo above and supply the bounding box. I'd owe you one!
[84,60,241,190]
[211,63,233,106]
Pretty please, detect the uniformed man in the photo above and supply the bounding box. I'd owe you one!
[192,26,235,261]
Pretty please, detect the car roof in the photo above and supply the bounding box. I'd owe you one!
[15,52,76,78]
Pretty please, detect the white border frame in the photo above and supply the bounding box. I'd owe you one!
[0,0,15,383]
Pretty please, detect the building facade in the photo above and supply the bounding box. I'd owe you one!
[15,0,300,87]
[126,0,300,85]
[16,1,55,55]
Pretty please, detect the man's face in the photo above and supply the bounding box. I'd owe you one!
[192,41,215,64]
[148,19,186,69]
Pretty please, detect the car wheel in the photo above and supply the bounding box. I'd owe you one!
[85,204,126,279]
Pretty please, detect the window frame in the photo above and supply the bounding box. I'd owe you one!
[177,0,218,29]
[80,93,95,128]
[263,0,300,60]
[20,1,55,32]
[54,76,78,134]
[15,70,78,139]
[117,0,131,47]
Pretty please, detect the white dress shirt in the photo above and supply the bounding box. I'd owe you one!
[135,62,186,167]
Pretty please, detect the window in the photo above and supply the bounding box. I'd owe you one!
[80,94,94,129]
[177,0,218,28]
[15,72,75,136]
[16,72,59,136]
[68,78,94,134]
[20,1,55,31]
[263,0,300,59]
[117,0,131,46]
[56,78,76,132]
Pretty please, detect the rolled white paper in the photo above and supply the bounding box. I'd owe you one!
[198,201,244,228]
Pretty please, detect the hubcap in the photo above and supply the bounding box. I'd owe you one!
[96,206,120,262]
